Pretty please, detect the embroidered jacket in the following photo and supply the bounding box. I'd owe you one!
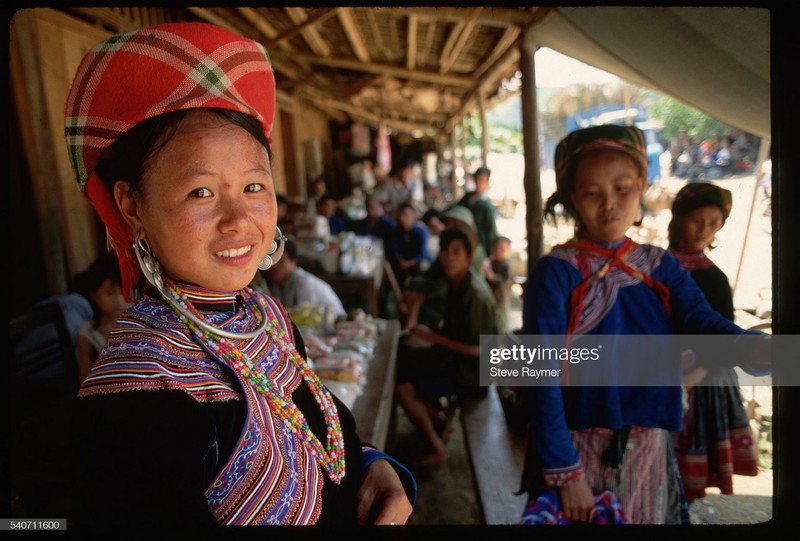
[72,284,414,526]
[519,237,746,490]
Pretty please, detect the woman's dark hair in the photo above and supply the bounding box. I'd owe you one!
[421,208,443,225]
[439,226,474,257]
[95,108,271,193]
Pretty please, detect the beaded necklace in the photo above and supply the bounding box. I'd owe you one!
[164,280,345,484]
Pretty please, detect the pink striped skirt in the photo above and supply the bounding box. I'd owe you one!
[571,427,681,524]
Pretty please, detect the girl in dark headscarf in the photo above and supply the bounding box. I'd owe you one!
[518,125,767,525]
[668,182,759,502]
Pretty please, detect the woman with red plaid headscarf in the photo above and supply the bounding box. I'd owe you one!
[66,22,414,528]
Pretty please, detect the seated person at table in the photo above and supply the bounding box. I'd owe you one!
[388,202,433,288]
[421,209,446,260]
[317,193,347,235]
[484,235,513,334]
[262,238,346,320]
[395,227,499,466]
[347,194,396,255]
[402,205,486,331]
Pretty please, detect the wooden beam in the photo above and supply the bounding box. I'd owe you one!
[338,9,370,63]
[420,18,437,68]
[357,103,450,126]
[283,53,475,88]
[474,25,520,80]
[187,7,240,34]
[305,91,441,135]
[267,7,339,47]
[64,7,140,32]
[365,9,392,60]
[406,13,418,70]
[438,19,465,72]
[236,7,279,39]
[377,6,537,28]
[440,7,482,74]
[285,7,330,57]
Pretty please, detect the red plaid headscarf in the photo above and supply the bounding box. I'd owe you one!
[64,22,276,300]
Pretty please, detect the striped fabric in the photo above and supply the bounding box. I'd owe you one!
[79,285,326,524]
[521,488,627,524]
[572,427,670,524]
[549,238,668,337]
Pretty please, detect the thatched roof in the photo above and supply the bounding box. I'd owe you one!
[59,5,772,140]
[63,6,544,139]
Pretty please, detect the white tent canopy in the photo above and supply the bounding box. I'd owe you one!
[533,6,770,139]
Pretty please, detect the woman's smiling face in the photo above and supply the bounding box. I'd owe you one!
[570,149,645,243]
[117,111,277,292]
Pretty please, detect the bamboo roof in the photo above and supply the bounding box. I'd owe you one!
[63,6,549,138]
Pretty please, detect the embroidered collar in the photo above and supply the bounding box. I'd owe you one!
[669,249,716,272]
[145,281,242,313]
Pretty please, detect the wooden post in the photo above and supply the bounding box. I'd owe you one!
[733,138,771,298]
[478,92,489,166]
[449,129,459,199]
[519,28,544,268]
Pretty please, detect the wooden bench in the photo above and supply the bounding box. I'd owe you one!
[459,385,528,525]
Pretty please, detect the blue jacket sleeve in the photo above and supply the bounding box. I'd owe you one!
[361,447,417,508]
[658,251,770,375]
[520,256,582,473]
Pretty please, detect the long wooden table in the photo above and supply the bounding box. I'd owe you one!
[349,319,400,449]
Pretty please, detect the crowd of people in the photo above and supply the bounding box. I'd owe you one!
[261,148,514,334]
[39,20,771,530]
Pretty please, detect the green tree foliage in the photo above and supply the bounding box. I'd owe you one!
[649,95,734,143]
[464,112,523,154]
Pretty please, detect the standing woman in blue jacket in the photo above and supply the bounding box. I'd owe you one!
[518,125,767,525]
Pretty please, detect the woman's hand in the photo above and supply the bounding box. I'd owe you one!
[356,459,413,525]
[558,479,595,523]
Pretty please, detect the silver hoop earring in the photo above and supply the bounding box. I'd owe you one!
[133,233,165,291]
[258,227,288,271]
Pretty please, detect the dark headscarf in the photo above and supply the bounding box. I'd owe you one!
[671,182,733,220]
[545,124,648,222]
[668,182,733,249]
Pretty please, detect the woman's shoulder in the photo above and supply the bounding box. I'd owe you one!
[532,246,582,274]
[80,298,240,402]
